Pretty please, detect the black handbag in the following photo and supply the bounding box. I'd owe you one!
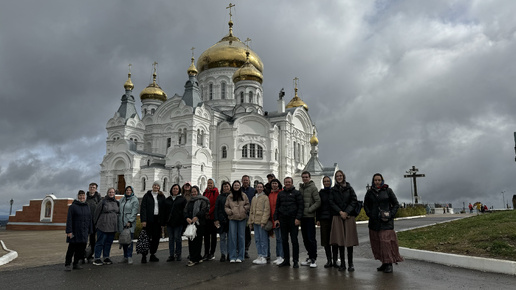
[352,201,363,216]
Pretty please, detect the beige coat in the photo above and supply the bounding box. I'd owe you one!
[225,193,250,221]
[248,193,270,226]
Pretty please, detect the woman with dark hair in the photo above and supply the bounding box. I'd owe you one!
[64,190,93,271]
[164,184,187,262]
[329,170,359,272]
[182,182,192,202]
[268,178,284,265]
[364,173,404,273]
[203,178,219,261]
[184,185,210,266]
[316,176,334,268]
[214,181,231,262]
[140,181,166,263]
[93,187,119,266]
[118,186,139,265]
[225,180,250,263]
[248,182,270,265]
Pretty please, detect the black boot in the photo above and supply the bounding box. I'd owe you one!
[383,263,393,273]
[347,247,354,272]
[324,246,332,268]
[338,246,346,271]
[332,245,339,268]
[377,263,387,271]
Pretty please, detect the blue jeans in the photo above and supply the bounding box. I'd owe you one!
[167,225,183,258]
[267,227,284,258]
[219,231,229,256]
[94,230,115,259]
[253,224,268,258]
[229,219,246,261]
[122,232,134,258]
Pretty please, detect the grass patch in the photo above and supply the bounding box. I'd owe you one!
[397,210,516,261]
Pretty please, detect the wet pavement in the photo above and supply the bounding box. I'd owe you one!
[1,214,514,289]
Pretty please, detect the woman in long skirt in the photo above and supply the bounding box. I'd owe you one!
[364,173,404,273]
[329,170,359,271]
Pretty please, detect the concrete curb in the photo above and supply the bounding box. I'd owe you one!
[0,240,18,266]
[399,247,516,276]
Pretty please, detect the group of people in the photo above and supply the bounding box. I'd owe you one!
[64,172,403,273]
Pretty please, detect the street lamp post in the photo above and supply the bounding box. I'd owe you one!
[9,198,13,216]
[502,191,506,210]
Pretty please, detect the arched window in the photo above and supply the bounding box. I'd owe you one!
[147,160,150,166]
[275,148,278,161]
[257,93,261,105]
[222,146,227,159]
[201,164,204,172]
[249,91,253,103]
[209,83,213,100]
[221,82,226,99]
[242,145,248,158]
[142,177,146,191]
[163,178,168,192]
[197,129,204,146]
[151,108,155,114]
[240,92,244,104]
[167,138,171,148]
[242,144,263,159]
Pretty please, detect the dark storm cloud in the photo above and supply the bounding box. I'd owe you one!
[1,1,516,214]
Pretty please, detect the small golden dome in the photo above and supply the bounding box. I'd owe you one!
[197,20,263,74]
[233,51,263,84]
[310,130,319,146]
[187,56,198,76]
[124,72,134,91]
[285,87,308,111]
[140,70,167,102]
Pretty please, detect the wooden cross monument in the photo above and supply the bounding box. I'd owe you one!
[404,165,425,204]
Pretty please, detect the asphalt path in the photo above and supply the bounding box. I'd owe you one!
[1,215,514,289]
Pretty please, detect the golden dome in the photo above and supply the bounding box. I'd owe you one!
[197,20,263,74]
[140,70,167,102]
[310,130,319,146]
[285,87,308,111]
[187,56,198,76]
[124,72,134,91]
[233,51,263,84]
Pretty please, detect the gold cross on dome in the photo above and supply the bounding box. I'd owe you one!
[293,77,299,89]
[226,3,235,20]
[191,47,195,58]
[128,63,132,73]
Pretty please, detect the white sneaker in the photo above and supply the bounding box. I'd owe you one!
[128,257,133,265]
[273,257,284,265]
[252,258,261,264]
[236,259,242,263]
[309,260,317,268]
[300,258,311,266]
[258,257,267,264]
[230,260,236,263]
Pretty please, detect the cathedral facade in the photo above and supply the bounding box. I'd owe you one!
[100,17,334,195]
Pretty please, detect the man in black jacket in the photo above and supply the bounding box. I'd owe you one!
[84,182,101,263]
[274,177,304,268]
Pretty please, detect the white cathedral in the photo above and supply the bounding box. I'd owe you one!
[100,15,337,195]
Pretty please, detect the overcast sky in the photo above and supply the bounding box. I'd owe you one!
[1,0,516,215]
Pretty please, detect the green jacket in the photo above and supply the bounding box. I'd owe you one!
[299,180,321,218]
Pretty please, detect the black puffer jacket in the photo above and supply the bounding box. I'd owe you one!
[140,191,166,224]
[66,200,93,243]
[316,187,332,222]
[273,186,304,220]
[184,195,210,226]
[214,192,229,224]
[329,182,358,216]
[364,185,399,231]
[163,195,187,227]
